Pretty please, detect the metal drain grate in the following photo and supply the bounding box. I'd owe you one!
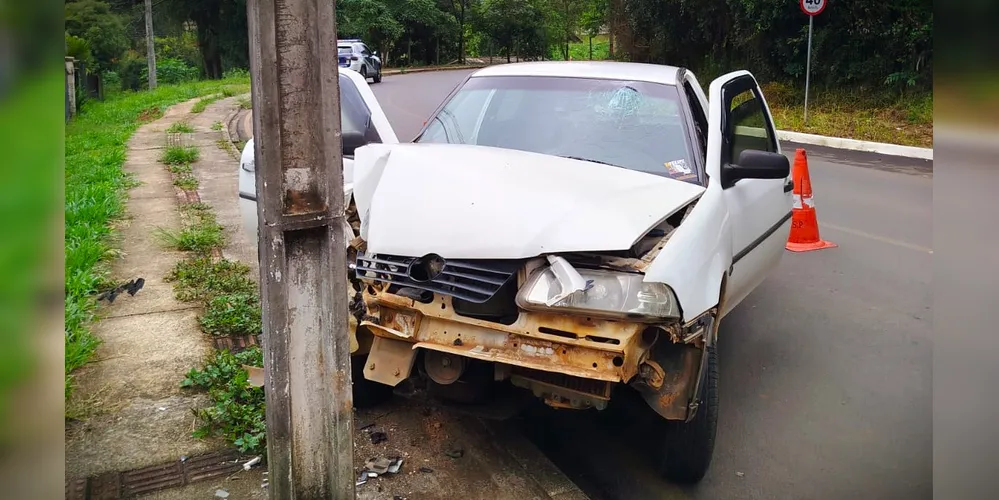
[65,449,251,499]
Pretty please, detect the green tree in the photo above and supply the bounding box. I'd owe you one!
[580,0,607,60]
[64,0,131,73]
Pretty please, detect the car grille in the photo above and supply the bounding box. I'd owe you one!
[355,253,521,303]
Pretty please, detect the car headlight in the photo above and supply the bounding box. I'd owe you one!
[516,267,681,322]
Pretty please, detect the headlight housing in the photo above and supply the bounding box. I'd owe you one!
[516,267,681,322]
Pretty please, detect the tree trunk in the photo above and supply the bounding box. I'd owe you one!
[589,35,593,60]
[458,2,465,64]
[194,12,223,79]
[608,0,615,58]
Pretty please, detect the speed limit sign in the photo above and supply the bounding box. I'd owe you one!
[800,0,826,16]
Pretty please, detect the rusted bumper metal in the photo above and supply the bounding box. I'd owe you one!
[359,288,656,384]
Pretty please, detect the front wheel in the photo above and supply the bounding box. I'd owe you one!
[656,345,719,484]
[372,67,382,84]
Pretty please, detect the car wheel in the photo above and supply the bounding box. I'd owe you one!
[656,345,719,484]
[360,66,368,81]
[351,352,393,408]
[372,67,382,84]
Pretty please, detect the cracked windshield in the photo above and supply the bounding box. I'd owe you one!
[417,76,698,183]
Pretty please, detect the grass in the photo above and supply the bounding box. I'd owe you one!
[173,174,200,191]
[762,82,933,148]
[211,121,223,131]
[155,208,224,254]
[181,347,266,454]
[166,121,194,134]
[192,95,221,113]
[200,293,262,336]
[65,75,250,400]
[236,96,252,110]
[160,145,200,165]
[167,256,256,302]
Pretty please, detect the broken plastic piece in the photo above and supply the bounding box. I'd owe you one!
[544,255,592,306]
[214,489,230,499]
[243,456,262,470]
[387,457,404,474]
[445,448,464,459]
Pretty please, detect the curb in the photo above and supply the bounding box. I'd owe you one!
[382,64,487,76]
[777,130,933,161]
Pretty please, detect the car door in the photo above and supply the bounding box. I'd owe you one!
[238,69,398,240]
[360,43,379,72]
[706,71,793,316]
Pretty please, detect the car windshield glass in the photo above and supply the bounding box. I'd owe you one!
[337,46,352,55]
[416,75,697,182]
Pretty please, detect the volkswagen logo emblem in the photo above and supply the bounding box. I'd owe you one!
[409,253,446,282]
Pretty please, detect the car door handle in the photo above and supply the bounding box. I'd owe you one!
[783,180,794,193]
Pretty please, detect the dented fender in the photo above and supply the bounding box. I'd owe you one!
[644,185,732,322]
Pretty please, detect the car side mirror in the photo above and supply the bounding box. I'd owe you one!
[721,149,790,189]
[342,129,367,156]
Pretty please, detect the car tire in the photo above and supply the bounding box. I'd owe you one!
[656,345,719,484]
[372,68,382,84]
[351,353,393,409]
[360,66,368,81]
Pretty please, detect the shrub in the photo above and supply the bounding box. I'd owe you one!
[142,57,200,86]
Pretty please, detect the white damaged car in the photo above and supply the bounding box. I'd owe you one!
[240,62,793,483]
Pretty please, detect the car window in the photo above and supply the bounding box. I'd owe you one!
[360,44,371,55]
[337,46,352,55]
[339,73,381,150]
[416,76,697,183]
[726,89,776,164]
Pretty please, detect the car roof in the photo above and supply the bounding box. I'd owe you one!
[470,61,683,86]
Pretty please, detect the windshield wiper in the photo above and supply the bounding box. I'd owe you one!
[558,155,620,168]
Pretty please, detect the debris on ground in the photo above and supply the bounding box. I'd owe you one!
[97,277,146,303]
[243,456,262,470]
[444,448,464,459]
[370,431,388,444]
[418,466,433,473]
[214,489,230,498]
[356,456,405,486]
[736,471,745,477]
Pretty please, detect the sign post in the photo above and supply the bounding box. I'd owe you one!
[800,0,826,124]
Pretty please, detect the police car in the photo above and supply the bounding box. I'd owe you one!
[338,39,382,83]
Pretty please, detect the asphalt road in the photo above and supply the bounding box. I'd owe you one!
[367,69,933,500]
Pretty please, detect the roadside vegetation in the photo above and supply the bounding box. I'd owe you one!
[65,76,249,399]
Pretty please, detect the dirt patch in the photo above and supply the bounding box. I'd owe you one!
[138,107,163,123]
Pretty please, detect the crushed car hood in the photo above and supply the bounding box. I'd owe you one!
[352,143,706,259]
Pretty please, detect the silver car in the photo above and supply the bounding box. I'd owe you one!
[338,40,382,83]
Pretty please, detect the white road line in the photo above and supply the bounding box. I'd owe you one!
[821,223,933,254]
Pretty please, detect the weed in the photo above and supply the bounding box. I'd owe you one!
[167,121,194,134]
[173,174,199,191]
[65,74,250,399]
[200,293,262,336]
[160,145,200,165]
[156,216,223,254]
[221,87,237,98]
[216,138,236,155]
[237,96,252,110]
[168,256,256,302]
[211,121,223,131]
[169,163,192,175]
[182,347,266,454]
[192,95,219,113]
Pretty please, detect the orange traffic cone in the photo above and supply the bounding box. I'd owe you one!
[786,148,837,252]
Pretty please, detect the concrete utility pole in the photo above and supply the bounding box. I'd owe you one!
[144,0,156,89]
[246,0,354,498]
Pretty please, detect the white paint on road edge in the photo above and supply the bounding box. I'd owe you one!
[777,130,933,161]
[821,223,933,254]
